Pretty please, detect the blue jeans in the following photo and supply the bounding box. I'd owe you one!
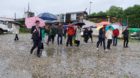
[57,34,63,45]
[113,36,118,46]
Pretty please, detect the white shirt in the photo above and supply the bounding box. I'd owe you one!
[106,30,113,39]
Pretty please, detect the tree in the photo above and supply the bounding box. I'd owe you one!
[107,6,124,18]
[124,5,140,28]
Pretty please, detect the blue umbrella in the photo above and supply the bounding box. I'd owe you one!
[38,13,57,21]
[105,25,114,31]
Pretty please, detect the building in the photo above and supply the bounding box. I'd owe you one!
[24,11,35,18]
[0,17,20,34]
[66,11,88,23]
[57,11,88,23]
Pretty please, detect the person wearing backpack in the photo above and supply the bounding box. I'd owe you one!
[66,24,75,46]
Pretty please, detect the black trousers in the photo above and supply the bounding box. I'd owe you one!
[66,35,73,46]
[84,36,89,43]
[74,40,80,47]
[107,39,112,49]
[113,36,118,46]
[89,35,93,42]
[57,34,63,45]
[14,34,19,41]
[31,39,41,56]
[124,37,129,47]
[97,38,106,50]
[48,35,55,44]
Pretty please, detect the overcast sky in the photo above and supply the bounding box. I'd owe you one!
[0,0,140,18]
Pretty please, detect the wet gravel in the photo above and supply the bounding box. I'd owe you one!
[0,34,140,78]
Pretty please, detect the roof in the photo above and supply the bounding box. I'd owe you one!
[66,11,88,14]
[0,17,15,22]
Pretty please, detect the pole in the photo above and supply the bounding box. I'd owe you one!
[14,13,16,20]
[89,1,92,15]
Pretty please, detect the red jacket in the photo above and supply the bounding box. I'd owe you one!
[67,26,75,36]
[113,29,119,37]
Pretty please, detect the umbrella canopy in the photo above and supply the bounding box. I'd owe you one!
[105,25,114,31]
[96,25,103,30]
[73,22,85,26]
[38,13,57,21]
[83,26,96,29]
[99,21,110,26]
[25,16,45,28]
[110,23,122,29]
[82,20,96,28]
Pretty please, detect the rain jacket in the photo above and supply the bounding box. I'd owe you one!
[67,26,75,36]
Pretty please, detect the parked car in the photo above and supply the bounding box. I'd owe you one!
[130,32,140,40]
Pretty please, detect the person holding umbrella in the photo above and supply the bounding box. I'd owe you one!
[47,24,57,45]
[122,27,129,48]
[96,27,106,51]
[113,29,119,46]
[88,28,93,43]
[83,28,89,43]
[57,23,64,45]
[66,24,75,47]
[30,20,43,57]
[106,26,113,50]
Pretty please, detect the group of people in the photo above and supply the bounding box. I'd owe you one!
[96,26,129,51]
[29,20,129,57]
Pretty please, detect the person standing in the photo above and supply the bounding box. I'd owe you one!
[96,28,106,51]
[106,26,113,50]
[113,29,119,46]
[88,28,93,43]
[74,26,81,46]
[83,28,89,43]
[122,27,129,48]
[13,24,20,41]
[30,21,42,57]
[57,23,64,45]
[47,24,57,45]
[66,24,75,46]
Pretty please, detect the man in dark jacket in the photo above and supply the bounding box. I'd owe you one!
[122,27,129,48]
[30,21,43,57]
[96,28,106,51]
[83,28,89,43]
[57,23,64,45]
[47,24,57,45]
[88,28,93,43]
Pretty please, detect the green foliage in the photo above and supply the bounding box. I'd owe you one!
[107,6,124,18]
[90,5,140,28]
[20,27,30,33]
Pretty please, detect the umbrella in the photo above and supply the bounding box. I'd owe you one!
[111,23,121,29]
[73,22,85,26]
[99,21,110,26]
[105,25,114,31]
[38,12,57,21]
[83,26,96,29]
[25,16,45,28]
[96,25,103,30]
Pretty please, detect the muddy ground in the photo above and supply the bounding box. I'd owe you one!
[0,34,140,78]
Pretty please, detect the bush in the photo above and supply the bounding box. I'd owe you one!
[20,27,30,33]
